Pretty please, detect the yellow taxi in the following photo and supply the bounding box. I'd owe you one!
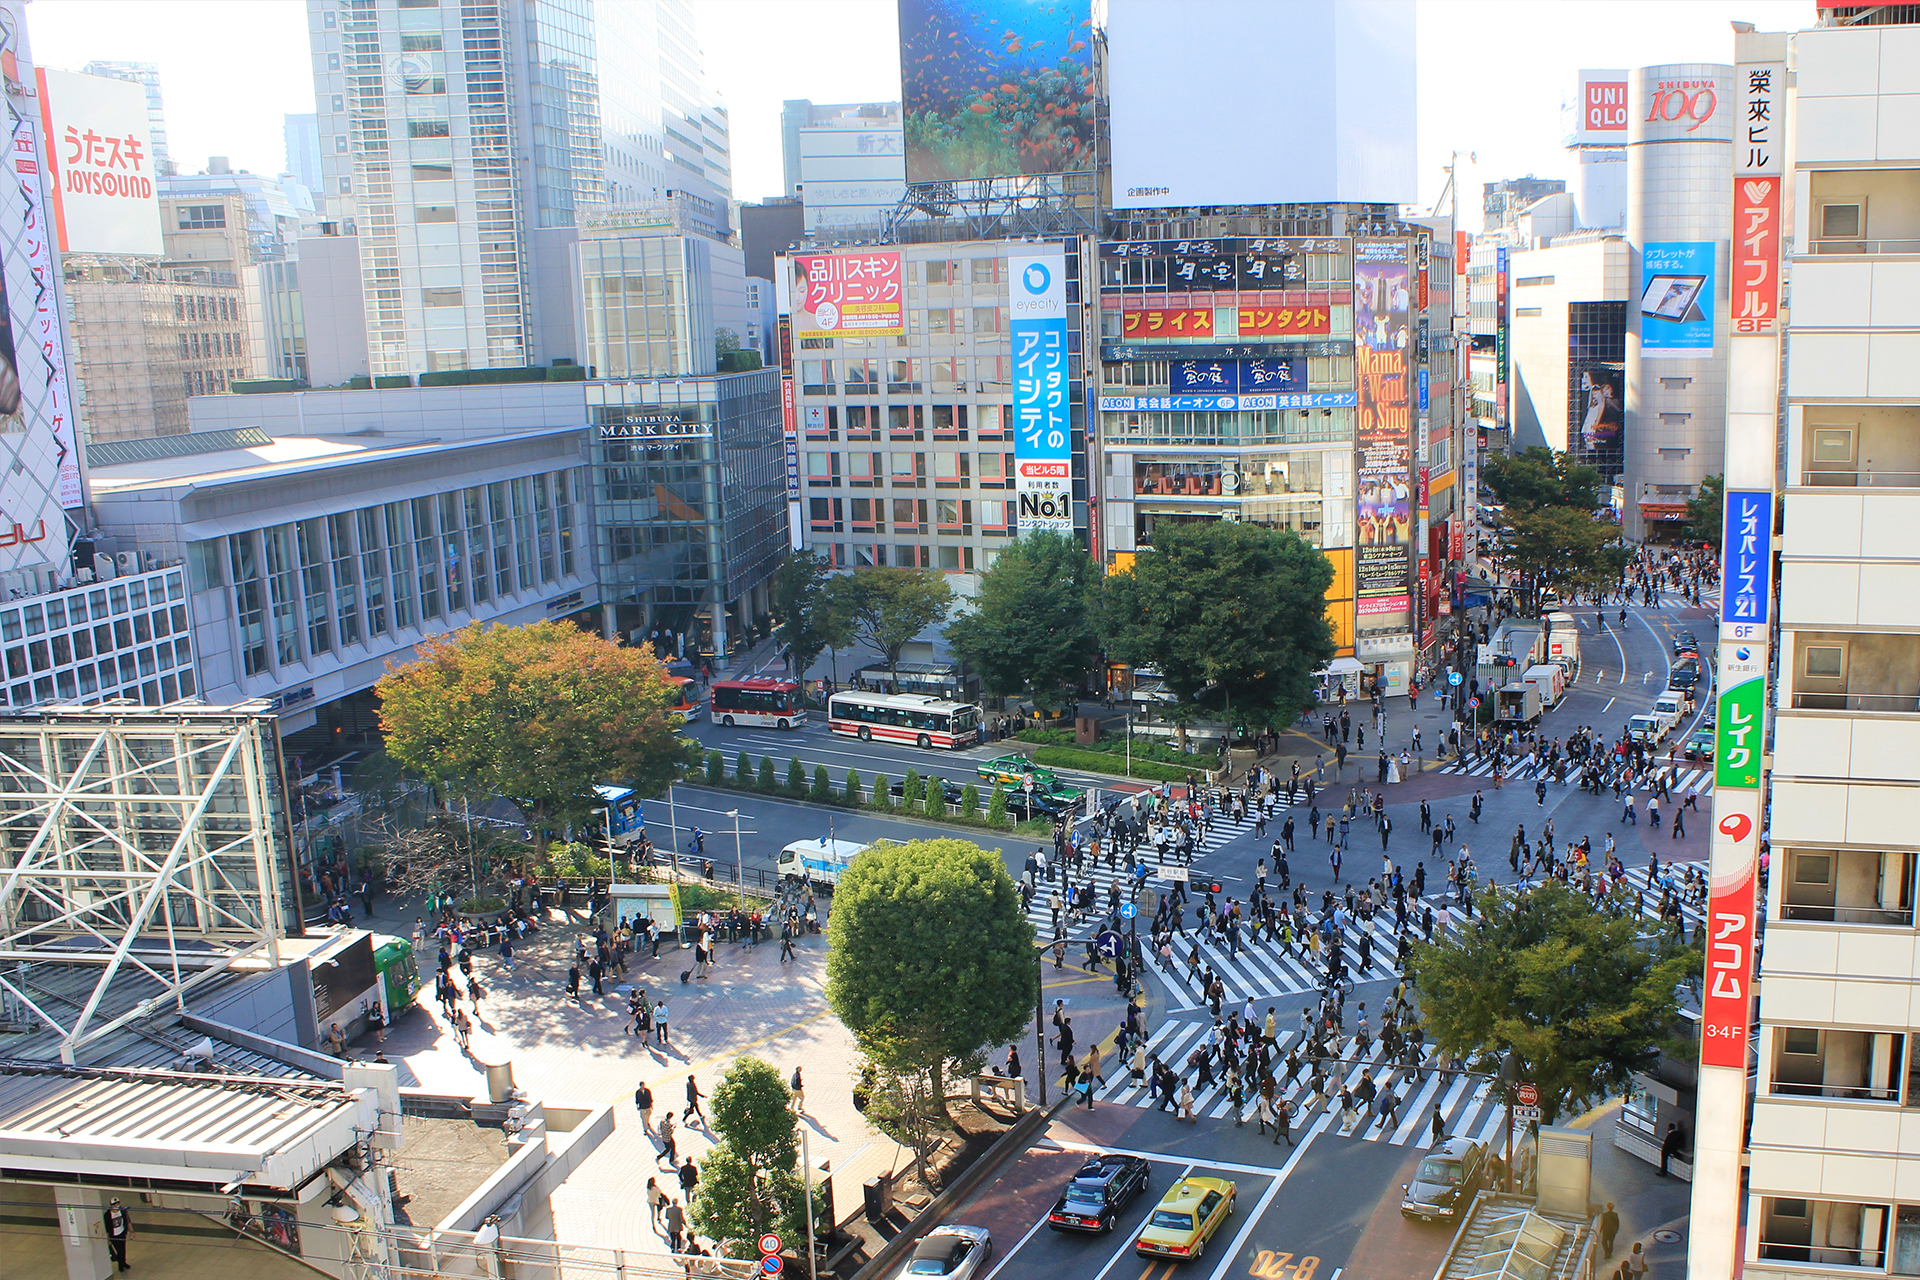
[1133,1176,1236,1261]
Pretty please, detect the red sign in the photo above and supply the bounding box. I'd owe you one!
[1122,307,1213,337]
[1583,80,1628,133]
[1450,519,1464,561]
[1701,804,1760,1069]
[794,251,904,336]
[1647,79,1720,133]
[1516,1083,1539,1107]
[1455,231,1469,278]
[1733,176,1781,335]
[1237,306,1329,337]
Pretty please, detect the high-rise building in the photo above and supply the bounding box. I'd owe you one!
[283,112,323,197]
[777,99,906,233]
[308,0,731,378]
[1705,14,1920,1279]
[79,59,172,176]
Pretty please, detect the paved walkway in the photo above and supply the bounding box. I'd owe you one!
[373,907,901,1257]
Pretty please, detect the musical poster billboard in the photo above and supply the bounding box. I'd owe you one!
[1354,241,1413,630]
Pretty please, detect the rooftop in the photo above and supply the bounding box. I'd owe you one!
[85,426,577,494]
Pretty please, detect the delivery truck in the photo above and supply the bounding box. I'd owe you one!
[1524,663,1567,707]
[1494,683,1544,726]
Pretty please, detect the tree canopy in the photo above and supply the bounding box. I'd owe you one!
[825,838,1033,1117]
[1101,520,1334,730]
[1497,504,1632,614]
[376,620,700,845]
[690,1056,812,1255]
[770,551,847,682]
[1483,447,1606,512]
[946,530,1099,714]
[1686,473,1725,553]
[822,567,955,670]
[1409,881,1693,1125]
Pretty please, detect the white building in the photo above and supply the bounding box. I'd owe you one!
[1721,12,1920,1279]
[307,0,731,376]
[779,99,906,233]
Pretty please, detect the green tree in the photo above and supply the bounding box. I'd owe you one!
[901,768,921,807]
[870,772,890,811]
[822,567,955,669]
[706,750,724,786]
[946,530,1099,714]
[758,757,777,792]
[812,764,834,803]
[1686,473,1725,553]
[959,783,980,818]
[845,767,863,804]
[826,839,1035,1120]
[986,786,1007,827]
[787,756,806,794]
[923,783,944,819]
[1483,446,1605,512]
[770,551,848,683]
[1102,521,1335,731]
[736,750,753,784]
[1409,880,1693,1125]
[1497,504,1629,614]
[377,620,699,850]
[690,1057,813,1255]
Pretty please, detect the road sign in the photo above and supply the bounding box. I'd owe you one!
[1095,930,1123,958]
[762,1257,784,1276]
[1120,903,1137,919]
[1468,696,1481,709]
[1513,1104,1541,1123]
[1516,1083,1539,1107]
[1448,671,1463,686]
[1161,866,1189,882]
[759,1235,783,1256]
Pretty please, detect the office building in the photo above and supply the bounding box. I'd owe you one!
[1730,14,1920,1279]
[308,0,731,377]
[79,59,173,176]
[779,99,906,233]
[283,111,324,197]
[1505,235,1629,479]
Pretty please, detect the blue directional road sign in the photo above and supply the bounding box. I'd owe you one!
[1120,903,1137,919]
[1448,671,1463,686]
[1095,930,1123,958]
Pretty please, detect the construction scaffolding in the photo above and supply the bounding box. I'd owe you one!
[0,703,302,1063]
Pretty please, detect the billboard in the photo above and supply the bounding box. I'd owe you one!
[1106,0,1415,209]
[897,0,1094,183]
[1354,241,1413,630]
[1563,69,1629,146]
[0,3,83,564]
[792,251,904,336]
[1573,364,1623,456]
[1721,489,1772,628]
[1640,241,1716,358]
[1009,248,1071,534]
[1120,307,1213,339]
[35,67,161,256]
[1169,356,1303,395]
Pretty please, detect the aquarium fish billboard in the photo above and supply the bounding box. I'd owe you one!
[898,0,1095,183]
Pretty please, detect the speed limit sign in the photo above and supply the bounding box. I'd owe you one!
[759,1234,783,1256]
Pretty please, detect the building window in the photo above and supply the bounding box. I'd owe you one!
[938,545,975,573]
[888,405,923,441]
[936,498,971,535]
[845,405,877,440]
[809,497,843,533]
[932,405,968,441]
[892,498,926,534]
[175,203,227,230]
[806,452,840,486]
[933,451,969,488]
[407,119,450,138]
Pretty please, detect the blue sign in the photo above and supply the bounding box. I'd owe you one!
[1098,392,1356,412]
[762,1257,784,1276]
[1641,241,1717,357]
[1170,357,1304,395]
[1010,250,1071,533]
[1447,670,1463,686]
[1418,368,1430,415]
[1095,930,1123,958]
[1120,903,1137,919]
[1721,489,1773,627]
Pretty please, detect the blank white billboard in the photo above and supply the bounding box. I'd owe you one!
[36,67,163,256]
[1107,0,1416,209]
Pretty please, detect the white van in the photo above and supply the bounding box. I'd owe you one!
[777,838,869,889]
[1652,692,1685,731]
[1627,713,1665,744]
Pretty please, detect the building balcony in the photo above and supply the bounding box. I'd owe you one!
[1779,848,1916,928]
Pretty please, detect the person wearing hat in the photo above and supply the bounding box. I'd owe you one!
[104,1196,131,1271]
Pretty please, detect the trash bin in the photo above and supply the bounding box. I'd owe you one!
[863,1173,893,1224]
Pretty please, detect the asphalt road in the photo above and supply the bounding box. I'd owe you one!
[901,595,1719,1280]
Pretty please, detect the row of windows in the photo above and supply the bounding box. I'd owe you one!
[808,497,1014,540]
[818,542,986,573]
[802,403,1004,443]
[174,294,237,323]
[181,332,242,361]
[176,204,226,230]
[798,357,1016,395]
[184,369,245,397]
[805,451,1012,490]
[0,572,195,710]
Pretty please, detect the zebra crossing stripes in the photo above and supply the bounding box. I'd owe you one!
[1022,811,1264,942]
[1090,1019,1503,1146]
[1435,757,1713,797]
[1154,908,1439,1000]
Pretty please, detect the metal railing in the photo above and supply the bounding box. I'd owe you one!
[1781,901,1916,927]
[1806,237,1920,255]
[1790,691,1920,713]
[1797,468,1920,488]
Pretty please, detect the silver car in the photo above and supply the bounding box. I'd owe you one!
[898,1226,992,1280]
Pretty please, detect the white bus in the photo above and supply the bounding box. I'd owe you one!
[827,691,981,750]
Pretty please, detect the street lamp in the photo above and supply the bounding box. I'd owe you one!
[1500,1050,1519,1192]
[727,809,742,890]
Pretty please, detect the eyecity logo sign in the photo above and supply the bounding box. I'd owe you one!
[1023,261,1050,294]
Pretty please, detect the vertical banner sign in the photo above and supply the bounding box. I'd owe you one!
[1734,62,1784,335]
[780,378,800,501]
[1494,248,1509,427]
[1010,249,1071,534]
[774,262,803,549]
[1354,241,1413,630]
[1701,488,1774,1069]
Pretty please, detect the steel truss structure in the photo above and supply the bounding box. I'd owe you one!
[884,172,1101,244]
[0,705,299,1062]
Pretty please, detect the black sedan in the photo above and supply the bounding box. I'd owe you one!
[1003,789,1081,821]
[890,777,966,805]
[1048,1153,1151,1234]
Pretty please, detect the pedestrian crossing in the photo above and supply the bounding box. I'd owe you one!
[1434,756,1713,797]
[1022,810,1265,943]
[1085,1019,1509,1150]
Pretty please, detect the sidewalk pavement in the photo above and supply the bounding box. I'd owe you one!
[370,905,901,1256]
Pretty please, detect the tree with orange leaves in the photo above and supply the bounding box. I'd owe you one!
[377,620,700,849]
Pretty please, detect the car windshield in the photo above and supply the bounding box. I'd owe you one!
[906,1261,953,1276]
[1064,1184,1105,1208]
[1149,1210,1194,1230]
[1417,1158,1462,1186]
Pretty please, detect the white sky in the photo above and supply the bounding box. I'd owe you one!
[25,0,1822,214]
